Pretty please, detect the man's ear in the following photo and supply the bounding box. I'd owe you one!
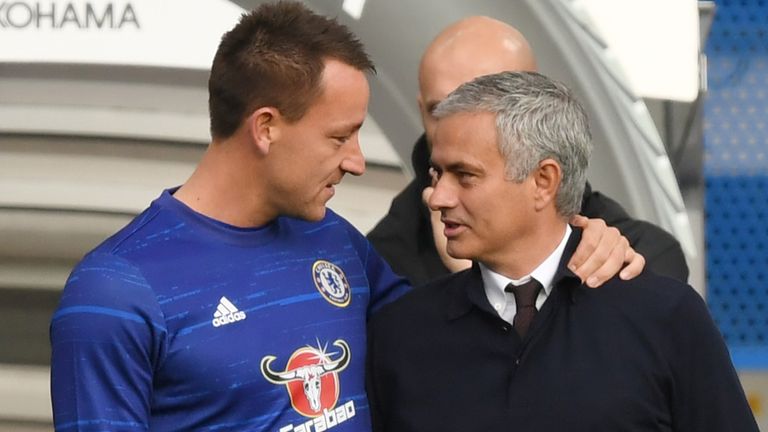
[246,107,281,155]
[532,158,562,211]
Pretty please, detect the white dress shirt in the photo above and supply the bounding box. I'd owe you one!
[480,225,572,325]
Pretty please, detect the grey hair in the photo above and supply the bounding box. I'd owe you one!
[433,71,592,218]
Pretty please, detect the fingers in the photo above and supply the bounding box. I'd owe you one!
[569,214,589,228]
[619,247,645,280]
[579,235,628,288]
[421,186,434,206]
[567,216,624,288]
[567,216,610,277]
[428,167,438,186]
[567,215,648,287]
[423,186,471,273]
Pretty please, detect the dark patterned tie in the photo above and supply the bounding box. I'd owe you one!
[506,278,543,338]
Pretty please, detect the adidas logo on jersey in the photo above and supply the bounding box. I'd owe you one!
[212,296,247,327]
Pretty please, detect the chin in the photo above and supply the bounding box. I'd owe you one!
[446,243,472,261]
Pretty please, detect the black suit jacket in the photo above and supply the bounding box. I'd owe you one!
[367,229,756,432]
[367,134,689,286]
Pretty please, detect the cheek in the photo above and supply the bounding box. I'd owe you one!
[295,145,332,170]
[469,194,515,230]
[463,191,497,217]
[301,153,343,188]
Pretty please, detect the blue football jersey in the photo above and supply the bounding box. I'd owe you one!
[50,189,410,431]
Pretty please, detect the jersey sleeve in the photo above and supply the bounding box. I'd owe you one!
[341,216,411,317]
[50,252,167,431]
[666,287,759,431]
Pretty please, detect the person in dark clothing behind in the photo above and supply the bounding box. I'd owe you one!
[367,16,688,286]
[367,71,757,432]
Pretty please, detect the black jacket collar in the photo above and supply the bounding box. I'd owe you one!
[445,227,584,321]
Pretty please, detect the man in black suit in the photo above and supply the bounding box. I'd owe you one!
[367,71,756,432]
[367,16,688,286]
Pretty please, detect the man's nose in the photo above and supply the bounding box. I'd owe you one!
[427,177,456,210]
[341,137,366,176]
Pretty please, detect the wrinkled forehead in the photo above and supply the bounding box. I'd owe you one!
[433,111,498,150]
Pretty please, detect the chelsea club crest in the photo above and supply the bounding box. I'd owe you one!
[312,260,351,307]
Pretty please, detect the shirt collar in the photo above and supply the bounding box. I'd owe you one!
[446,225,583,321]
[479,224,572,296]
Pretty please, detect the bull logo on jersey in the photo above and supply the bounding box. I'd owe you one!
[261,339,351,417]
[312,260,351,307]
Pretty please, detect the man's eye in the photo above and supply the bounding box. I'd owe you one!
[458,172,477,184]
[333,136,350,144]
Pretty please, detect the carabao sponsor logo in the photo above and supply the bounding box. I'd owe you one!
[261,339,350,418]
[278,400,356,432]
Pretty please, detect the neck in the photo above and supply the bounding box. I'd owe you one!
[485,216,567,279]
[174,137,275,228]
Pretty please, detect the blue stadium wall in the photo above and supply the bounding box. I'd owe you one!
[705,0,768,369]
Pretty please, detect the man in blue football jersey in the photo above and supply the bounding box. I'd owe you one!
[50,2,641,431]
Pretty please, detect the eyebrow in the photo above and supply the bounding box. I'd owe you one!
[430,160,481,173]
[426,100,441,114]
[329,121,364,136]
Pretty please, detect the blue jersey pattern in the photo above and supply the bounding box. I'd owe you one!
[50,189,410,431]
